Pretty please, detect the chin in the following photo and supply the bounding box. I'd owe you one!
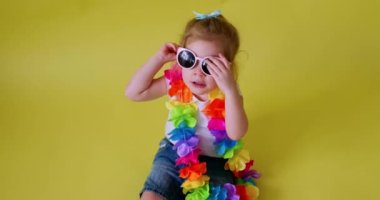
[191,89,212,100]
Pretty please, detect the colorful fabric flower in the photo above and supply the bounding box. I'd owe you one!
[236,185,249,200]
[235,178,257,187]
[208,185,227,200]
[185,184,210,200]
[168,80,193,103]
[236,170,261,182]
[164,64,182,84]
[176,149,201,166]
[164,65,193,102]
[245,185,259,200]
[167,101,197,128]
[208,88,225,99]
[182,175,210,194]
[208,118,226,131]
[234,160,261,181]
[174,136,199,157]
[224,183,240,200]
[168,122,196,142]
[225,149,251,171]
[222,141,243,159]
[179,162,207,181]
[215,139,237,157]
[203,98,225,119]
[210,130,228,142]
[235,184,259,200]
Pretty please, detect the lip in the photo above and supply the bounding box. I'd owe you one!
[192,81,206,88]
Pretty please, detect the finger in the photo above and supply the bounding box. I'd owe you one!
[206,59,224,75]
[207,59,230,79]
[218,53,231,69]
[207,63,220,78]
[208,57,224,67]
[210,57,230,72]
[166,43,178,53]
[208,61,224,76]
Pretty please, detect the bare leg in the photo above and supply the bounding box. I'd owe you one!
[140,191,164,200]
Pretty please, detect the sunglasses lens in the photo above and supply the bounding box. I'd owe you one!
[178,50,196,68]
[201,59,211,75]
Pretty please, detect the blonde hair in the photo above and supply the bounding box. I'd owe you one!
[179,15,240,78]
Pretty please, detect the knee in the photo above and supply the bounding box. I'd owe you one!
[140,191,164,200]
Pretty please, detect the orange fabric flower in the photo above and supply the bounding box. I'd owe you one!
[246,185,259,200]
[168,80,192,103]
[202,98,225,119]
[179,162,207,181]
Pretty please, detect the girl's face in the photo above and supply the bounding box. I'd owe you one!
[181,39,224,101]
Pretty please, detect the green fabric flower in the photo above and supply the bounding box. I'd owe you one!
[169,102,198,128]
[223,140,243,159]
[185,184,210,200]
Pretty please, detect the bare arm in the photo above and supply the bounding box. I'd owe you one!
[207,54,248,140]
[125,43,177,101]
[224,88,248,140]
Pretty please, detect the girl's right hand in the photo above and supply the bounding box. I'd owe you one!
[156,43,178,64]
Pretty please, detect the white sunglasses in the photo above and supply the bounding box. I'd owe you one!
[176,47,214,75]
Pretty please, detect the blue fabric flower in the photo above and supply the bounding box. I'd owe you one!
[215,139,237,157]
[207,185,227,200]
[168,122,196,142]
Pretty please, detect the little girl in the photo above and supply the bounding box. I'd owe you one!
[126,10,260,200]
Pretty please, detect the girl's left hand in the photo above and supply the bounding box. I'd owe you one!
[206,54,237,95]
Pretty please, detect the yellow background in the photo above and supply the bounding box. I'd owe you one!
[1,0,379,199]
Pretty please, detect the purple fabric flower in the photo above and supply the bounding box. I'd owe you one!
[174,136,199,157]
[252,170,261,179]
[224,183,239,200]
[210,130,228,142]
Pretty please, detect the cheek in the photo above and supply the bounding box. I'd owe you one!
[206,77,217,88]
[181,69,191,83]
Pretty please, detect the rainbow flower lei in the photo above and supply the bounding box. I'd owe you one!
[164,64,260,200]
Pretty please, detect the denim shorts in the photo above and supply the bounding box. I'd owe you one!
[140,138,234,200]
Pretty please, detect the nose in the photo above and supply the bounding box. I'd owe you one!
[192,64,205,76]
[193,64,205,76]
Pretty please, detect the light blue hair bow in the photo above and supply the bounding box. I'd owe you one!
[193,10,221,20]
